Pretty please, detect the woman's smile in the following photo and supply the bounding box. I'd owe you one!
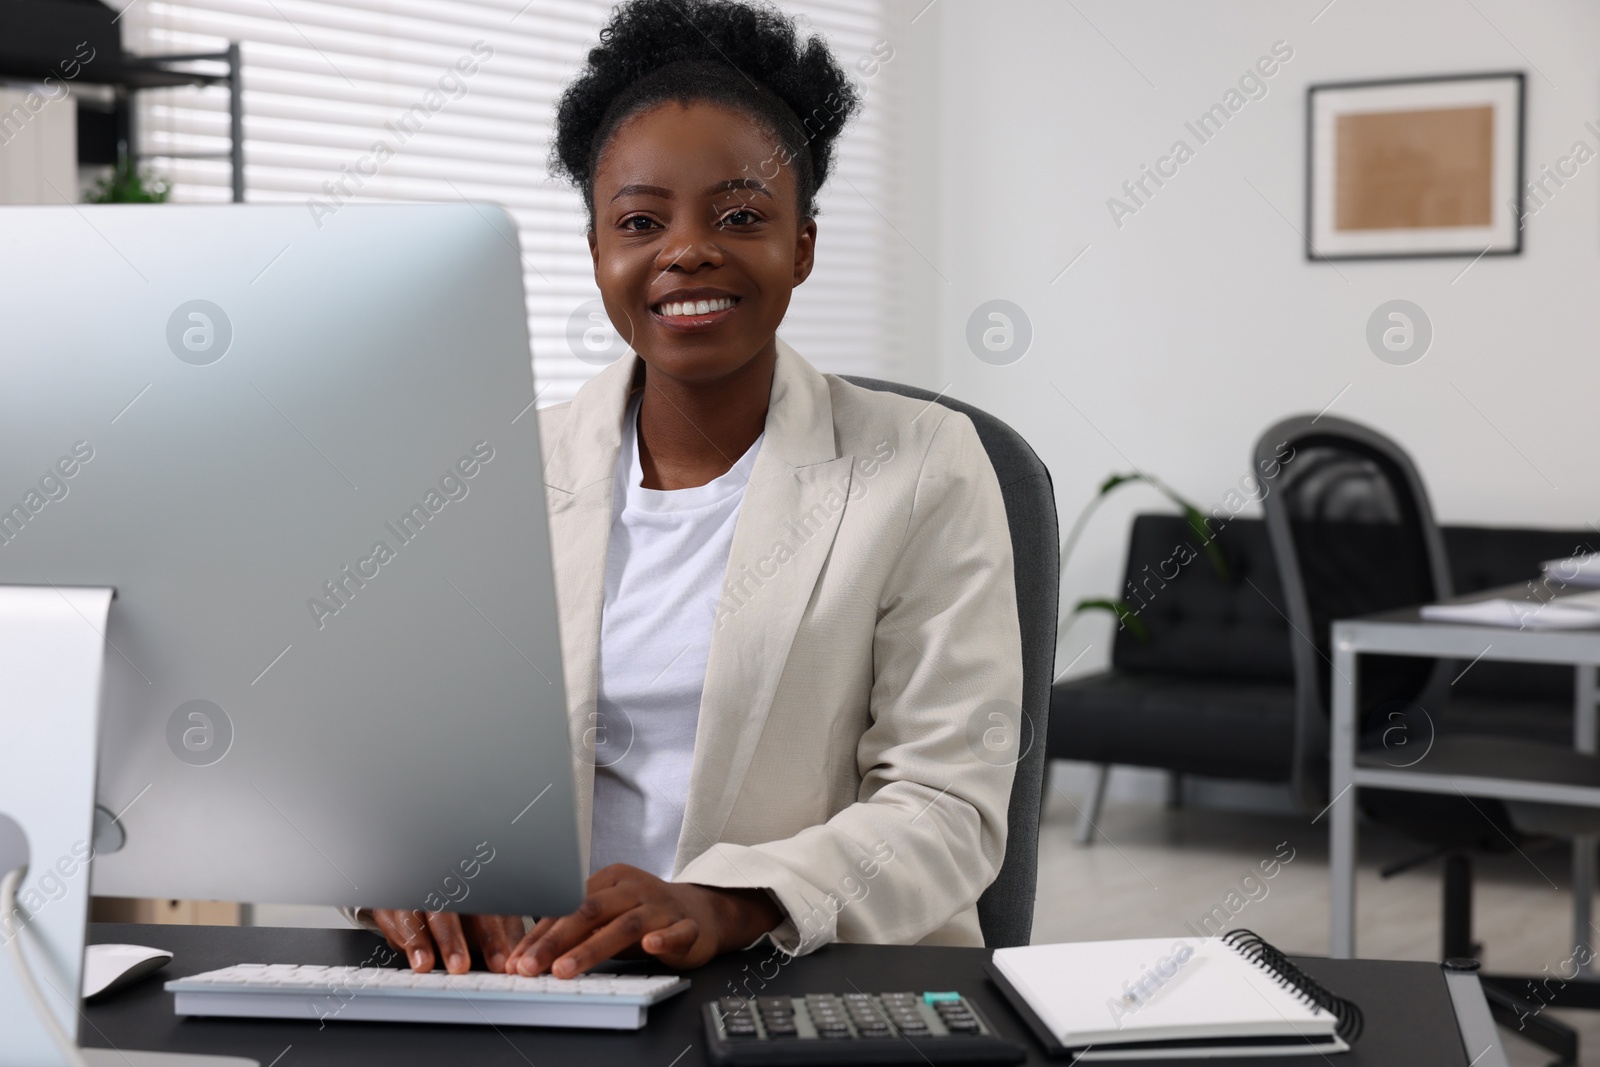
[650,287,742,331]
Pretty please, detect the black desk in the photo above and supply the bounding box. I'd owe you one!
[85,924,1483,1065]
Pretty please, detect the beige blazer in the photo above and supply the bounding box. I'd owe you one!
[539,342,1023,954]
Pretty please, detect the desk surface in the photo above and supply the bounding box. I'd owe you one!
[83,924,1478,1066]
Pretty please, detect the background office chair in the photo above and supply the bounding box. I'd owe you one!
[1256,413,1600,1063]
[1050,513,1591,845]
[844,377,1059,949]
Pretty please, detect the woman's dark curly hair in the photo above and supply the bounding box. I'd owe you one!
[553,0,861,223]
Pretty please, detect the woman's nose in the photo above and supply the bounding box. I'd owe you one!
[655,219,724,273]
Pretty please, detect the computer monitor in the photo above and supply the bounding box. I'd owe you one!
[0,203,582,919]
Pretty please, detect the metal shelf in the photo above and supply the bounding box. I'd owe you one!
[2,43,245,201]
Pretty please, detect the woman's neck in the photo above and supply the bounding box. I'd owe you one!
[635,343,776,491]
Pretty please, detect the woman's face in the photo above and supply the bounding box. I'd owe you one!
[588,100,816,384]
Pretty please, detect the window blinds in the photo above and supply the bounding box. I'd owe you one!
[121,0,903,404]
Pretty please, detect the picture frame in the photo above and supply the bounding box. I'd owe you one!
[1305,71,1524,261]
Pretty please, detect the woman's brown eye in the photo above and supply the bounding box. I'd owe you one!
[723,209,757,226]
[623,216,655,231]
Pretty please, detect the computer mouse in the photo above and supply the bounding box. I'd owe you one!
[83,944,174,1000]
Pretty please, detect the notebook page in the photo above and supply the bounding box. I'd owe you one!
[992,937,1337,1047]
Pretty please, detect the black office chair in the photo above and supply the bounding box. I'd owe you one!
[845,376,1058,949]
[1256,414,1600,1064]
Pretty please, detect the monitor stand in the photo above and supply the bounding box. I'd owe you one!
[0,586,257,1067]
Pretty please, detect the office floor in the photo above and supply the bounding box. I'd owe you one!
[1034,778,1600,1066]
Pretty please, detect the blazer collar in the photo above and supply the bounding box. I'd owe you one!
[542,338,838,497]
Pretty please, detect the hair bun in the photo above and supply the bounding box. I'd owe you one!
[553,0,861,219]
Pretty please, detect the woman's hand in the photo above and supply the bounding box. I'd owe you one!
[370,909,526,974]
[504,864,782,978]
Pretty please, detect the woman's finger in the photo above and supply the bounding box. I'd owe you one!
[372,909,435,973]
[550,905,666,978]
[504,915,556,974]
[514,888,640,976]
[424,911,471,974]
[640,917,699,961]
[467,914,525,973]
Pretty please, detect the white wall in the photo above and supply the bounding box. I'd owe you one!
[896,0,1600,690]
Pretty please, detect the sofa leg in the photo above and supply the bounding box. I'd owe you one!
[1076,764,1110,845]
[1165,772,1184,810]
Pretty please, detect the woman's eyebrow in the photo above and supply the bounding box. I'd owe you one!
[712,178,772,199]
[607,178,773,203]
[609,182,673,202]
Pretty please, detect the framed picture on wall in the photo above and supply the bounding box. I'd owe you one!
[1306,71,1524,260]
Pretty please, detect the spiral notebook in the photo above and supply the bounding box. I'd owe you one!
[986,930,1363,1060]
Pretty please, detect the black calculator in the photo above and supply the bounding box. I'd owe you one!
[702,990,1026,1064]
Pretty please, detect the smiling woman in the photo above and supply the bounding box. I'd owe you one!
[357,0,1024,984]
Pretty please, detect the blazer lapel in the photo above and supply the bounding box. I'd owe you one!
[673,343,853,871]
[542,354,639,869]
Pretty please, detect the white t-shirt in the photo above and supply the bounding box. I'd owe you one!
[588,394,763,879]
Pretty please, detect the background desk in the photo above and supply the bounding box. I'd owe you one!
[1328,600,1600,959]
[86,923,1491,1065]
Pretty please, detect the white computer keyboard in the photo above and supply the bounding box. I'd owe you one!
[166,963,690,1029]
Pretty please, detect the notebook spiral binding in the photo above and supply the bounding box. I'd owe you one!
[1220,929,1364,1044]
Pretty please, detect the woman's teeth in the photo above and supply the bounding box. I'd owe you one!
[657,297,735,316]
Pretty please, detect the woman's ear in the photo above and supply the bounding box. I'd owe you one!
[792,217,818,286]
[587,228,599,273]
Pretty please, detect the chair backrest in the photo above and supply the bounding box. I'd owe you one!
[843,376,1058,949]
[1254,414,1454,810]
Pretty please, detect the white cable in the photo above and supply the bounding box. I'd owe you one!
[1,865,93,1067]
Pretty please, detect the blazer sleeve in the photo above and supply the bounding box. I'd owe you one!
[676,410,1024,954]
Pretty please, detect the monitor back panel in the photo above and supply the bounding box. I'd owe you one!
[0,204,582,917]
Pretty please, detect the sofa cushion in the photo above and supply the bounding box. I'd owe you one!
[1049,671,1295,780]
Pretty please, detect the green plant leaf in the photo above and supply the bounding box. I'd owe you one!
[1073,597,1150,643]
[1099,472,1144,496]
[1181,504,1232,582]
[86,144,171,205]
